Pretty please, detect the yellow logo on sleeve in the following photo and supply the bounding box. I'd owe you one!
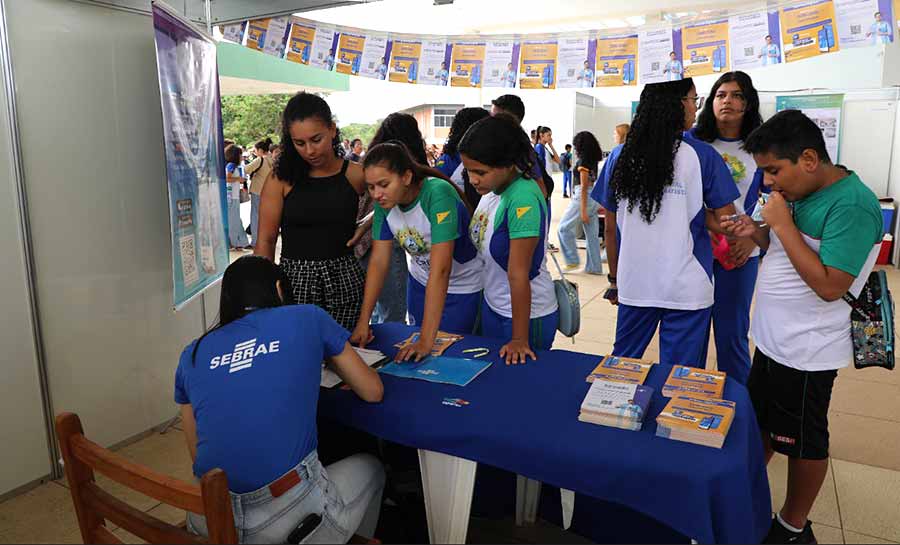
[516,206,532,219]
[436,211,451,224]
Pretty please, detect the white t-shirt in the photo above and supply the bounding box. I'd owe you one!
[592,135,739,310]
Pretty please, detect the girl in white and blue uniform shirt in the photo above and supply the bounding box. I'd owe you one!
[435,107,491,208]
[176,256,385,544]
[592,77,738,368]
[460,115,559,364]
[691,71,766,385]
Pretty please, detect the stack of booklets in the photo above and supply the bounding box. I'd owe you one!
[656,395,736,448]
[321,347,388,388]
[578,380,654,431]
[586,355,655,384]
[661,365,726,399]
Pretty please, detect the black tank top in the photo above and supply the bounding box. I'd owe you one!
[280,160,360,260]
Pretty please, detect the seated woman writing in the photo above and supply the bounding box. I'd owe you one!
[175,255,385,544]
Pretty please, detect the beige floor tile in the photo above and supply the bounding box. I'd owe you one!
[767,454,842,528]
[833,459,900,542]
[844,530,899,544]
[814,524,845,544]
[553,337,609,356]
[828,412,900,472]
[839,364,900,387]
[830,377,900,423]
[0,482,84,544]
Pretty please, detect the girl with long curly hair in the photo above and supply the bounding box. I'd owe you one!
[591,78,738,368]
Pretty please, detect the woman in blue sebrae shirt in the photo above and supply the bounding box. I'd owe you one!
[175,256,385,544]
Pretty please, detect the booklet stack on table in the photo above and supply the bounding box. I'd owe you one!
[578,379,654,431]
[661,365,726,399]
[655,395,736,449]
[586,355,656,385]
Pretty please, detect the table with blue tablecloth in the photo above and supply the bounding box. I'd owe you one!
[318,323,772,544]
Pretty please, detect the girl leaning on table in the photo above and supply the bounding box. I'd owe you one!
[350,142,482,361]
[459,115,559,364]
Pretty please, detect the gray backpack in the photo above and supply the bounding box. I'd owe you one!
[549,252,580,338]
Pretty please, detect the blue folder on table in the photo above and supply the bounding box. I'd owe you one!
[379,356,492,387]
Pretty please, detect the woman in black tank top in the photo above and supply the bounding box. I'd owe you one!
[255,93,368,330]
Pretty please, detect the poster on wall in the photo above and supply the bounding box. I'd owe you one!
[730,11,783,69]
[483,39,520,88]
[596,34,638,87]
[681,19,730,77]
[519,39,558,89]
[834,0,894,47]
[450,41,486,87]
[556,37,594,88]
[638,28,678,84]
[246,16,290,57]
[336,32,366,74]
[776,94,844,161]
[780,0,840,62]
[418,39,451,86]
[285,20,317,64]
[306,21,338,70]
[152,2,229,310]
[357,33,391,80]
[389,38,422,83]
[220,22,246,44]
[631,101,640,120]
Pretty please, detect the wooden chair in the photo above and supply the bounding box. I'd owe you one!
[55,412,238,544]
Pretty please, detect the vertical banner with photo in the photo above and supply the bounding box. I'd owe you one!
[152,2,229,310]
[519,39,559,89]
[246,16,290,57]
[450,40,486,87]
[483,39,520,88]
[557,36,595,88]
[358,33,392,80]
[220,22,246,44]
[309,23,339,71]
[730,11,783,69]
[638,28,678,84]
[285,20,317,64]
[595,34,638,87]
[835,0,894,47]
[389,38,422,83]
[780,0,840,62]
[336,32,366,74]
[419,39,451,86]
[776,94,844,161]
[681,19,730,77]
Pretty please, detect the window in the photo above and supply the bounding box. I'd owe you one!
[433,107,460,128]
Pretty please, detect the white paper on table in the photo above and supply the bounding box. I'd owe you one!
[321,347,387,387]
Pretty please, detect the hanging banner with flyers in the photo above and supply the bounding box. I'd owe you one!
[729,11,783,69]
[450,40,486,87]
[834,0,894,47]
[596,34,638,87]
[519,39,558,89]
[557,36,594,88]
[357,33,392,80]
[246,16,290,57]
[389,38,423,83]
[483,39,520,88]
[418,39,451,86]
[637,28,678,84]
[285,20,317,64]
[681,19,730,77]
[220,22,246,44]
[780,0,840,62]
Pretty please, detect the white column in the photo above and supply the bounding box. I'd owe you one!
[418,449,478,544]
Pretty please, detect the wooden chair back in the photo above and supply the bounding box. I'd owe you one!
[55,412,238,544]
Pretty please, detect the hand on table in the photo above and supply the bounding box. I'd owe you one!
[500,339,536,365]
[396,337,434,363]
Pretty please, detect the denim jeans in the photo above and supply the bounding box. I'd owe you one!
[360,240,408,324]
[557,187,603,274]
[227,195,249,248]
[187,451,385,544]
[562,170,573,196]
[250,193,261,246]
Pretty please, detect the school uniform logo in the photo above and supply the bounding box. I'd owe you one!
[470,212,489,251]
[721,153,747,183]
[516,206,532,219]
[397,227,428,255]
[209,338,281,373]
[436,211,451,224]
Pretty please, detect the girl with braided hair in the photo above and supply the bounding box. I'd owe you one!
[591,78,738,368]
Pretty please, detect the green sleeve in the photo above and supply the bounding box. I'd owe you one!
[505,184,543,240]
[819,204,883,276]
[372,204,394,241]
[422,179,461,244]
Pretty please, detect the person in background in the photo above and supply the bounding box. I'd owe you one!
[435,107,491,207]
[535,126,560,175]
[255,92,367,331]
[342,138,352,157]
[176,256,385,544]
[530,129,538,146]
[560,144,574,198]
[245,138,274,247]
[348,139,364,163]
[225,144,251,251]
[691,71,765,385]
[592,78,737,368]
[223,138,234,149]
[759,35,781,65]
[352,142,481,358]
[867,11,892,45]
[557,131,604,274]
[614,123,630,146]
[460,115,559,363]
[663,51,683,81]
[722,110,882,545]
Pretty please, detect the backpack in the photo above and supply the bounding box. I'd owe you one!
[844,269,895,370]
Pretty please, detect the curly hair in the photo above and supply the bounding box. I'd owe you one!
[442,107,490,157]
[572,131,603,175]
[457,114,535,179]
[274,92,343,186]
[693,71,763,143]
[611,78,694,223]
[369,113,428,165]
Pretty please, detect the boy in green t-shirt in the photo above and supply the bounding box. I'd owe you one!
[723,110,882,545]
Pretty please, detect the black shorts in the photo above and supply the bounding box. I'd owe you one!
[748,349,838,460]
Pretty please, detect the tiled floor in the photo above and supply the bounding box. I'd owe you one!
[3,188,900,544]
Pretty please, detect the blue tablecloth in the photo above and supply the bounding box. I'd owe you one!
[318,323,772,544]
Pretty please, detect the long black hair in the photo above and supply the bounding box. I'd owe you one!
[693,71,763,142]
[274,92,343,186]
[611,78,694,223]
[370,113,428,165]
[572,131,603,176]
[457,114,535,180]
[442,107,490,157]
[254,137,273,153]
[190,256,293,366]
